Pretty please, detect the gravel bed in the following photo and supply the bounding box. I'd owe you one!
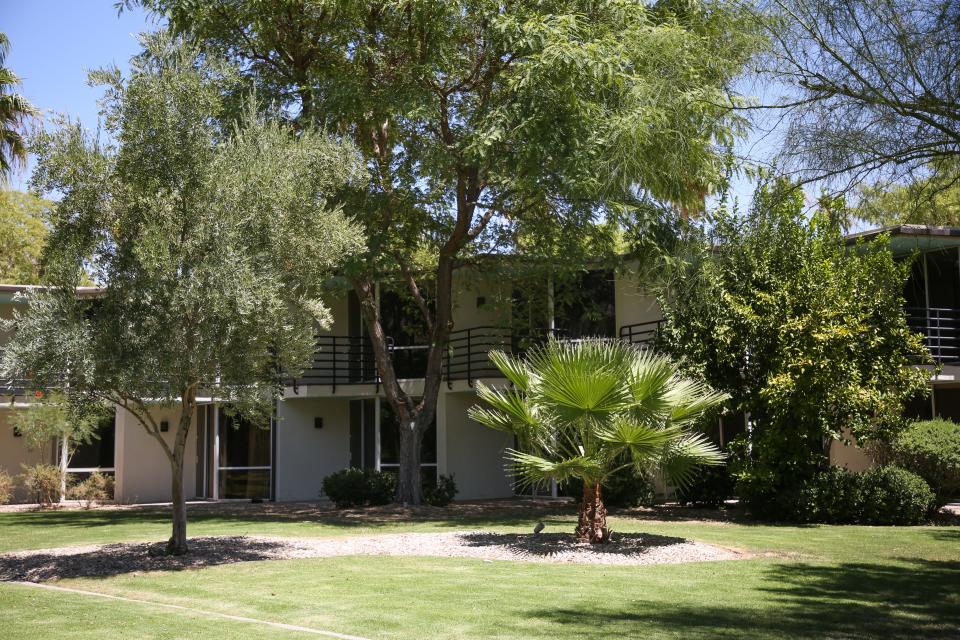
[0,531,742,582]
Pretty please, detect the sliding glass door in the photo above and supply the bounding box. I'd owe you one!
[217,409,272,499]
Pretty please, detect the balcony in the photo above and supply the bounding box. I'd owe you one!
[289,320,663,392]
[906,306,960,364]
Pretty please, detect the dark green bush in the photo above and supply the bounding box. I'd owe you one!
[321,468,397,508]
[737,465,933,524]
[892,418,960,508]
[423,474,458,507]
[676,465,734,508]
[857,466,934,525]
[564,468,655,508]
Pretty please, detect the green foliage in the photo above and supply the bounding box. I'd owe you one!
[737,465,933,525]
[321,468,398,509]
[660,178,930,493]
[20,463,63,507]
[892,418,960,508]
[857,466,934,525]
[0,190,50,284]
[856,167,960,227]
[423,474,459,507]
[67,472,114,509]
[471,339,727,492]
[0,469,13,504]
[8,392,106,458]
[675,464,733,508]
[0,32,37,182]
[564,467,656,508]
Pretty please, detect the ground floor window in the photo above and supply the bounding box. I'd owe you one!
[61,413,116,499]
[217,410,272,499]
[378,400,438,486]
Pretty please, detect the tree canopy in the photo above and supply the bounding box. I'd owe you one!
[769,0,960,192]
[0,32,37,182]
[128,0,767,503]
[2,34,364,552]
[0,189,50,284]
[658,179,930,493]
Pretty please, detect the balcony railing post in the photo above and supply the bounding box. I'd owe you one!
[467,328,473,387]
[331,335,337,394]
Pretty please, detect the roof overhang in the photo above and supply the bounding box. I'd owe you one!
[0,284,104,304]
[845,225,960,256]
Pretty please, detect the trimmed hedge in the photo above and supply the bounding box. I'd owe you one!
[321,468,396,508]
[737,465,934,525]
[892,418,960,508]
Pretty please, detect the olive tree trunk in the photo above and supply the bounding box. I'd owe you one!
[575,481,609,544]
[168,454,188,555]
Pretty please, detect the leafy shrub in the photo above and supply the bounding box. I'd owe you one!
[676,465,734,508]
[424,474,458,507]
[737,465,933,524]
[0,470,14,505]
[20,463,63,507]
[857,466,934,525]
[564,468,655,508]
[892,418,960,508]
[321,468,396,508]
[68,472,114,509]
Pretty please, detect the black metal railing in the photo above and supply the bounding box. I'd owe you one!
[618,320,662,346]
[906,306,960,363]
[290,321,665,392]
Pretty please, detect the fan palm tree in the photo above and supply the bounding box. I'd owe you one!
[0,32,37,182]
[469,338,728,543]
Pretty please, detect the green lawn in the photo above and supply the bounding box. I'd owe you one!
[1,503,958,639]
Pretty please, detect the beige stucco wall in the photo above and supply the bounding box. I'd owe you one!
[114,405,199,504]
[829,430,874,472]
[451,273,510,330]
[614,267,661,331]
[443,391,514,499]
[275,397,352,501]
[0,409,49,502]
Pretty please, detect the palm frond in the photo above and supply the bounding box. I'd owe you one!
[487,349,531,391]
[659,433,726,489]
[505,448,605,486]
[596,417,679,461]
[665,378,730,425]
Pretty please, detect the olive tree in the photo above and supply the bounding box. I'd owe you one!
[1,35,363,554]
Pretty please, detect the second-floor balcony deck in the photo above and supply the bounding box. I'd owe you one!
[289,319,663,393]
[907,306,960,364]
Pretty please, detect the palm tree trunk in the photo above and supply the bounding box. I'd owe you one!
[575,481,609,544]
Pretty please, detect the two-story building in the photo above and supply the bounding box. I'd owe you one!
[3,224,956,504]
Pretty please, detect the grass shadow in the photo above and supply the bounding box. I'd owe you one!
[457,531,687,558]
[527,558,960,639]
[0,536,290,582]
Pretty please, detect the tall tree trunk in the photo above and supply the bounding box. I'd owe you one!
[396,420,424,505]
[59,434,69,503]
[168,455,188,555]
[575,481,609,544]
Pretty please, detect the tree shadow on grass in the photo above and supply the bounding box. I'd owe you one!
[458,531,687,558]
[526,559,960,639]
[0,536,290,582]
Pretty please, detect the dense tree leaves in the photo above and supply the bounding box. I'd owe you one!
[0,190,50,284]
[659,179,930,481]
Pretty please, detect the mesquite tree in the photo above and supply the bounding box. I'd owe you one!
[128,0,765,504]
[470,339,726,543]
[1,35,362,554]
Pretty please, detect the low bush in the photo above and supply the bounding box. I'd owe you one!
[20,463,63,507]
[68,472,114,509]
[857,466,934,525]
[892,418,960,508]
[737,465,933,524]
[424,474,458,507]
[0,470,14,505]
[564,468,655,508]
[676,465,734,508]
[321,468,397,508]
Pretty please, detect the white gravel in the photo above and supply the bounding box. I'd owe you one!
[0,531,742,582]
